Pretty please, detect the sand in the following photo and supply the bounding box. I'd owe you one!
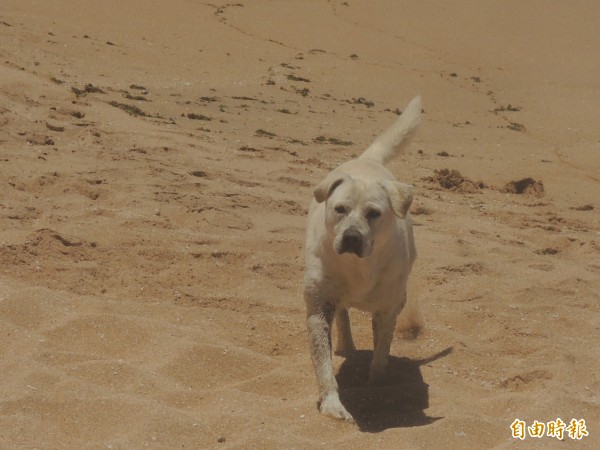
[1,1,599,448]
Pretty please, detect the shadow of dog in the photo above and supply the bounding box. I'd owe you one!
[337,347,452,432]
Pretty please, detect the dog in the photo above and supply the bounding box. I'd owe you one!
[303,95,422,421]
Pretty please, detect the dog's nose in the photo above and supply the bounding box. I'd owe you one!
[340,228,363,256]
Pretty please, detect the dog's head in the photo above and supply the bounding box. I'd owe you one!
[314,171,413,258]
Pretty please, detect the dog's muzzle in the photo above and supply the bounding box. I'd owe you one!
[339,227,364,257]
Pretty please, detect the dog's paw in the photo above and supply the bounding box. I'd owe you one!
[319,393,354,422]
[334,342,357,355]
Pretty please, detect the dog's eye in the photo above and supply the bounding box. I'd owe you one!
[334,205,347,215]
[366,209,381,220]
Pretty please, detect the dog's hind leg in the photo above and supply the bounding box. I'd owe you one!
[334,307,356,354]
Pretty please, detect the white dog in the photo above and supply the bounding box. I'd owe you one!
[303,96,421,421]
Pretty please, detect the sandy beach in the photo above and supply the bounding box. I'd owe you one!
[1,1,598,448]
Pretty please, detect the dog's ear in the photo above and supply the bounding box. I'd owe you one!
[314,172,352,203]
[381,181,413,218]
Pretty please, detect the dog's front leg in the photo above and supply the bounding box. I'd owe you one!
[306,302,353,421]
[369,310,398,385]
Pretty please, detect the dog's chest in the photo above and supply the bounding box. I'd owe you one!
[336,260,404,311]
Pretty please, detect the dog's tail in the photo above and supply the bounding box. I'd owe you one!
[359,95,421,165]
